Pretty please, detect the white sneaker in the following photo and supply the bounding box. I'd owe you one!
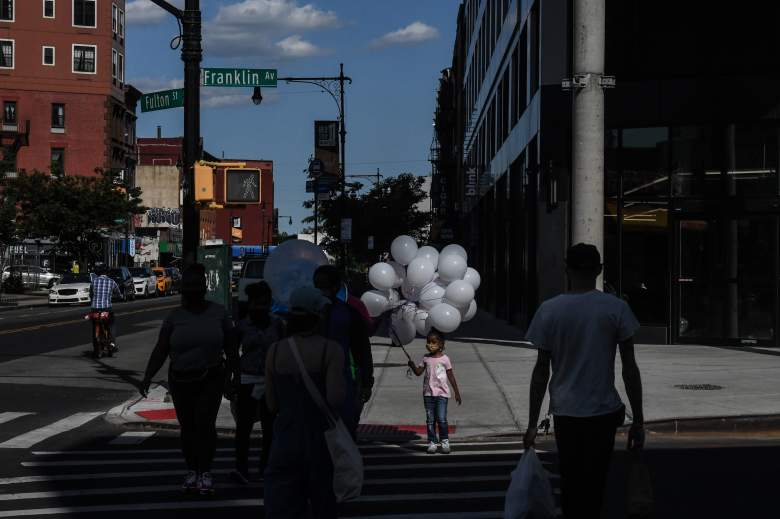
[198,472,215,495]
[441,439,451,454]
[182,470,198,492]
[426,442,438,454]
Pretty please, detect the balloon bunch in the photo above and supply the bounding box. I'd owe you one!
[360,235,481,345]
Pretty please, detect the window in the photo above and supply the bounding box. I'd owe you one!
[43,0,55,18]
[111,4,117,34]
[73,0,96,28]
[118,52,124,84]
[42,46,55,66]
[3,101,16,124]
[72,44,96,73]
[51,103,65,129]
[0,39,13,69]
[0,0,12,22]
[118,9,124,38]
[111,48,117,79]
[51,148,65,177]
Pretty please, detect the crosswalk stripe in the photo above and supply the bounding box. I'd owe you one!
[366,460,523,471]
[0,483,262,501]
[0,412,103,449]
[108,432,156,445]
[362,449,524,459]
[32,447,253,456]
[355,490,505,503]
[0,468,259,486]
[0,412,34,425]
[21,455,258,468]
[0,499,262,517]
[348,513,504,519]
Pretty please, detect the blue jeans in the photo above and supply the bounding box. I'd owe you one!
[424,396,449,443]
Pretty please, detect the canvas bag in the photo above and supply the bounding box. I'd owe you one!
[504,447,557,519]
[288,338,364,503]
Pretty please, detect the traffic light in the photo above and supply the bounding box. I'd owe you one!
[225,168,261,204]
[194,163,214,202]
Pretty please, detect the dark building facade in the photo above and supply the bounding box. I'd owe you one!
[435,0,780,346]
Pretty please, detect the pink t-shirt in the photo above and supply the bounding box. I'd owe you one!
[423,354,452,398]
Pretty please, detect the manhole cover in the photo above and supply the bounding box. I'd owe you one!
[674,384,723,391]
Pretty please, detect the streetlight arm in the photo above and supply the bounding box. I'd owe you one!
[147,0,183,19]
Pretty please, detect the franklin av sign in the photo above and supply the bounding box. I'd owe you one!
[201,68,278,88]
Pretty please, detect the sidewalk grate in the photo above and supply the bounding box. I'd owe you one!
[674,384,723,391]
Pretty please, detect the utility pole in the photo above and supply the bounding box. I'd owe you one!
[570,0,607,273]
[149,0,201,268]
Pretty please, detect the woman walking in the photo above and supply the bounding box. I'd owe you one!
[231,281,285,483]
[140,263,238,495]
[264,286,345,518]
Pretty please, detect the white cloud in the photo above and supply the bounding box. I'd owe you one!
[126,0,184,25]
[371,21,439,49]
[206,0,337,58]
[130,77,184,93]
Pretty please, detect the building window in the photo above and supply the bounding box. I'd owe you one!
[118,52,124,84]
[51,148,65,177]
[51,103,65,129]
[3,101,16,124]
[42,46,55,66]
[73,0,96,28]
[0,0,12,22]
[72,44,96,74]
[111,4,117,34]
[111,48,117,80]
[0,39,13,69]
[43,0,55,18]
[118,9,124,38]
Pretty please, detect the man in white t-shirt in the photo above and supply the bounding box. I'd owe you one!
[523,243,645,519]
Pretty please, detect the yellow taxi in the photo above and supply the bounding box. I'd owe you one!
[152,267,173,296]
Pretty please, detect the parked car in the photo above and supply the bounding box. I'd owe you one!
[152,267,173,296]
[166,267,182,294]
[108,267,136,302]
[129,267,157,298]
[2,265,61,290]
[237,256,268,317]
[49,273,92,306]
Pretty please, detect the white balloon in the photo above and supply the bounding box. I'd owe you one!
[391,310,416,346]
[388,261,405,288]
[368,262,396,291]
[415,246,439,267]
[419,281,445,311]
[360,290,389,317]
[438,254,468,283]
[463,267,481,291]
[441,244,468,262]
[445,280,475,309]
[428,303,462,333]
[391,235,418,266]
[400,280,420,302]
[401,302,418,323]
[406,257,436,287]
[414,310,431,336]
[462,300,478,322]
[264,239,328,306]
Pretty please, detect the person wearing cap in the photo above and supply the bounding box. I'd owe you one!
[523,243,645,519]
[140,263,238,496]
[230,281,285,484]
[263,286,346,518]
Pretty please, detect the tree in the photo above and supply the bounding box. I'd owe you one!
[0,193,16,272]
[3,171,145,265]
[303,173,430,268]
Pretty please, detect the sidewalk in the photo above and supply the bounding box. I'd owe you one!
[108,311,780,440]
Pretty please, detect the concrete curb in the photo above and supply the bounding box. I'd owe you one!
[641,414,780,434]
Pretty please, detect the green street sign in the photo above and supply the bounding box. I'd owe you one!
[140,88,185,113]
[114,218,126,224]
[201,68,278,88]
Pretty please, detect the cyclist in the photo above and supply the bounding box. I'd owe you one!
[90,265,122,357]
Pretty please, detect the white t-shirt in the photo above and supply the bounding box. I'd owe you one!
[525,290,640,417]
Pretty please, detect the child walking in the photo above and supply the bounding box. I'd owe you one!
[408,331,462,454]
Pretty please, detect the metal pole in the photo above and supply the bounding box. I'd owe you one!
[314,190,319,245]
[339,63,347,269]
[181,0,201,268]
[571,0,605,287]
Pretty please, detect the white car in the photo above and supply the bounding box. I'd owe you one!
[49,273,92,306]
[129,267,157,298]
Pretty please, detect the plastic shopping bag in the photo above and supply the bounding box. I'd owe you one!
[504,447,557,519]
[626,452,653,519]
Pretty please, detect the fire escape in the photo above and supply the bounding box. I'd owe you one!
[0,118,30,177]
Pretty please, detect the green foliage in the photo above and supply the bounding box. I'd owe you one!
[2,170,145,264]
[303,173,430,267]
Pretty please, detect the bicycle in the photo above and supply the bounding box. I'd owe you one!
[86,311,116,359]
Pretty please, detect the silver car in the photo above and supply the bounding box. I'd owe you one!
[2,265,61,290]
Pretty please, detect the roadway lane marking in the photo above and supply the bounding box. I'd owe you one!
[0,483,262,501]
[0,499,262,517]
[0,304,178,336]
[0,412,103,449]
[0,412,34,425]
[108,432,156,445]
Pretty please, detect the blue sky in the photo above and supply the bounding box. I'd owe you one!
[126,0,460,236]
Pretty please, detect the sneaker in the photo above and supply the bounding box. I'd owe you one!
[441,439,451,454]
[229,470,249,485]
[182,470,198,492]
[426,442,438,454]
[198,472,215,495]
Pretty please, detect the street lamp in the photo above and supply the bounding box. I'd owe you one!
[251,87,263,106]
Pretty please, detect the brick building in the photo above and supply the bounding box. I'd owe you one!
[0,0,138,180]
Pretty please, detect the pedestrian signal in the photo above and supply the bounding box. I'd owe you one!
[194,164,214,202]
[225,168,261,204]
